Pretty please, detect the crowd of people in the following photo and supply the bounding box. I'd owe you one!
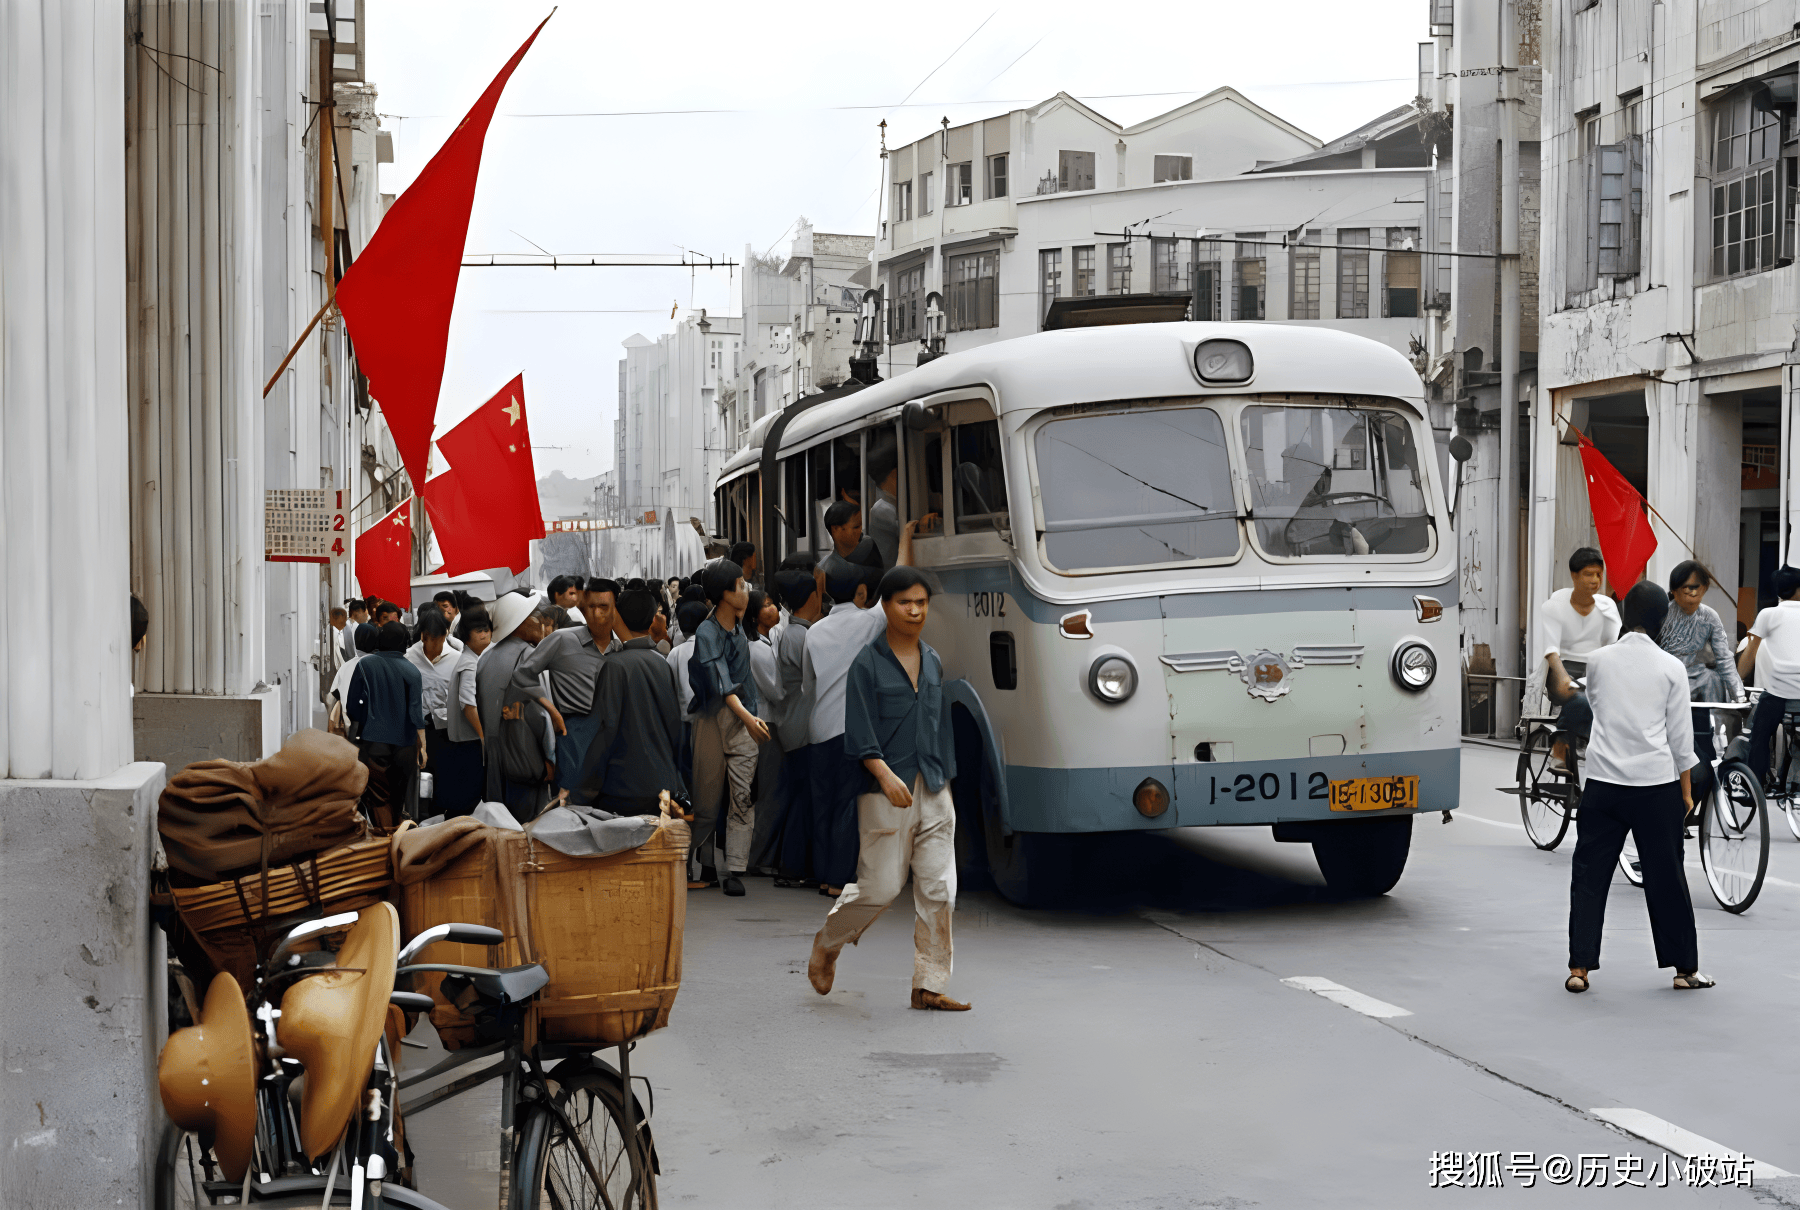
[1536,545,1800,995]
[317,519,970,1010]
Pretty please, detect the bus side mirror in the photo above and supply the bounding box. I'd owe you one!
[903,400,941,433]
[1448,435,1473,463]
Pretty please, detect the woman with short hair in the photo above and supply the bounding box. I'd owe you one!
[1660,561,1742,808]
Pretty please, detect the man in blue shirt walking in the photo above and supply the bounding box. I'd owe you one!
[689,559,768,896]
[807,566,969,1011]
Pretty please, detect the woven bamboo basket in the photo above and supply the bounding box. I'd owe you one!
[399,818,688,1049]
[171,836,395,985]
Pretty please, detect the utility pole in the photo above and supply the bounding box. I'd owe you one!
[1496,0,1523,730]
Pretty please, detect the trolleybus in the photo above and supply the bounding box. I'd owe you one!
[715,322,1458,905]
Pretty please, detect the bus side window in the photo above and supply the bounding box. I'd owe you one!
[809,444,832,555]
[781,454,807,551]
[952,419,1008,534]
[903,418,944,532]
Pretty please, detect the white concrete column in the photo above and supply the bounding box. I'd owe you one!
[0,0,135,781]
[1646,377,1700,591]
[1784,364,1800,565]
[1525,384,1561,648]
[126,0,264,704]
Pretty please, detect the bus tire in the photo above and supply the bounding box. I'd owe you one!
[1311,815,1412,896]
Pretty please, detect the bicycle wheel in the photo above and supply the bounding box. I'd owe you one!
[1517,727,1573,850]
[154,1123,215,1210]
[517,1067,656,1209]
[1618,835,1645,887]
[1702,762,1769,913]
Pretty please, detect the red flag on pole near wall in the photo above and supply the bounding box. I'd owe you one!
[1577,434,1658,592]
[355,498,414,606]
[334,15,551,491]
[427,375,545,575]
[422,468,532,576]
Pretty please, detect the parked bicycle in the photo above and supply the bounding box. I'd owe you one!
[156,909,659,1207]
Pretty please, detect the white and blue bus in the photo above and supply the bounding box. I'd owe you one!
[715,322,1457,904]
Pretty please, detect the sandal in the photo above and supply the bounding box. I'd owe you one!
[1672,971,1715,990]
[1565,970,1589,993]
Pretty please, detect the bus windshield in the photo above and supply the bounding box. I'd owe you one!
[1240,404,1431,558]
[1033,405,1242,572]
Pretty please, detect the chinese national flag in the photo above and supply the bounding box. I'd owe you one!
[333,16,550,491]
[355,498,415,607]
[428,374,545,575]
[1578,434,1658,592]
[423,467,532,576]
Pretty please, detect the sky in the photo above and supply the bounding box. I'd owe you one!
[365,0,1425,483]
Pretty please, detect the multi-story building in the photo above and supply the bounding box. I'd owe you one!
[725,219,876,445]
[1536,0,1786,646]
[615,312,744,534]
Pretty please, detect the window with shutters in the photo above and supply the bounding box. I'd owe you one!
[1708,88,1785,279]
[1058,150,1096,192]
[1234,235,1266,320]
[920,171,934,215]
[1337,229,1370,318]
[1153,155,1193,183]
[1072,245,1097,296]
[889,264,924,343]
[987,153,1008,199]
[1039,248,1063,325]
[1193,242,1222,321]
[1384,228,1421,316]
[1107,242,1132,294]
[1429,0,1453,34]
[1152,237,1189,294]
[893,180,912,222]
[947,162,972,207]
[1289,230,1321,319]
[947,251,999,331]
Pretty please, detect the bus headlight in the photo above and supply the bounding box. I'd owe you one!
[1089,654,1138,703]
[1390,641,1437,692]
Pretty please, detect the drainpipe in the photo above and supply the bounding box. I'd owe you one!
[1496,0,1523,730]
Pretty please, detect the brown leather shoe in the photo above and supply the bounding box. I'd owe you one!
[807,942,837,995]
[911,988,971,1011]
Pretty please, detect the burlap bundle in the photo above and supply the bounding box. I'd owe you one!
[158,728,371,883]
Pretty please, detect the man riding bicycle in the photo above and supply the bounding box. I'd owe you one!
[1537,547,1620,771]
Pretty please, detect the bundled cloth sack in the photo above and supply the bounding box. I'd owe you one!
[158,729,372,883]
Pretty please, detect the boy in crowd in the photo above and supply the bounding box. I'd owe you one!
[689,560,768,896]
[347,621,428,828]
[342,599,369,661]
[808,566,969,1011]
[1738,565,1800,780]
[405,609,460,808]
[549,574,586,627]
[578,588,687,816]
[773,568,825,881]
[518,577,620,805]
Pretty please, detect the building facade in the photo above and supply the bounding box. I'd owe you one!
[614,312,744,534]
[1536,0,1788,653]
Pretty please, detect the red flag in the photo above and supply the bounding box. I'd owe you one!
[432,370,543,565]
[422,467,532,576]
[355,498,415,607]
[1578,435,1658,592]
[334,15,551,491]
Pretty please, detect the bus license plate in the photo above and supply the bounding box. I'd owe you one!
[1327,775,1418,812]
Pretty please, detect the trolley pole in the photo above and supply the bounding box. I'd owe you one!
[1496,0,1524,731]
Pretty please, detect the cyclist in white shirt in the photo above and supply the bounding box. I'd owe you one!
[1736,565,1800,781]
[1537,547,1621,769]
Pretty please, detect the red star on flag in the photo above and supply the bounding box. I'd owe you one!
[355,497,414,607]
[428,374,545,576]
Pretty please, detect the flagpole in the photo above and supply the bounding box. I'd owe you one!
[261,290,335,398]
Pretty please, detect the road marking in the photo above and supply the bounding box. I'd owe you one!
[1589,1108,1793,1181]
[1457,812,1526,831]
[1280,976,1413,1018]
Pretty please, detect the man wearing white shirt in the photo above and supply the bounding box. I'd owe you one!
[1736,565,1800,781]
[1565,581,1710,994]
[1538,547,1621,768]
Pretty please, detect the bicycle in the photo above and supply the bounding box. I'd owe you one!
[157,912,660,1208]
[1750,687,1800,841]
[1508,714,1583,851]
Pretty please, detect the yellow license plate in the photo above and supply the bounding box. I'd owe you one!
[1328,775,1419,812]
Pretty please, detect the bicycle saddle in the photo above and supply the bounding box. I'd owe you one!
[403,961,549,1005]
[1783,699,1800,716]
[276,902,399,1159]
[1724,735,1753,763]
[158,972,258,1183]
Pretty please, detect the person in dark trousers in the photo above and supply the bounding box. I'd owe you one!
[772,569,825,884]
[518,577,619,805]
[476,593,558,817]
[689,559,767,896]
[346,621,428,829]
[577,589,688,815]
[439,608,491,817]
[1566,581,1713,994]
[807,566,969,1011]
[1737,565,1800,781]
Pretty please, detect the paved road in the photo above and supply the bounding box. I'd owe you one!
[406,740,1800,1207]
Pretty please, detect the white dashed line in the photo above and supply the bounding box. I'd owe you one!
[1589,1108,1794,1181]
[1280,976,1413,1019]
[1456,812,1526,831]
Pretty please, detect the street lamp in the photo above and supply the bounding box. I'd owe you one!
[849,287,883,384]
[917,291,946,364]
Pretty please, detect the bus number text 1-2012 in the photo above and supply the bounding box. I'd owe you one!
[968,592,1007,618]
[1210,771,1331,804]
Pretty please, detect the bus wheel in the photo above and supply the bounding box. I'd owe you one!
[1311,815,1412,897]
[983,811,1075,908]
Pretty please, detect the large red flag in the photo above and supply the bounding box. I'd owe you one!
[427,375,545,575]
[335,15,551,491]
[355,498,415,607]
[1578,434,1658,592]
[422,468,532,576]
